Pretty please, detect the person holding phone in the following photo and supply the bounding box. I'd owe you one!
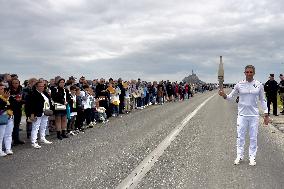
[0,84,14,156]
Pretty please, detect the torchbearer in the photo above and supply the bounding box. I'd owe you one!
[218,64,270,166]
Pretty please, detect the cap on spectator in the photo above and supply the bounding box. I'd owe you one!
[270,74,274,77]
[11,74,18,78]
[80,76,85,79]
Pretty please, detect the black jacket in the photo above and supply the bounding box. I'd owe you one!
[51,87,71,105]
[22,86,34,117]
[118,83,126,100]
[96,83,109,99]
[8,87,23,113]
[279,80,284,93]
[51,87,71,114]
[264,80,279,96]
[30,90,53,117]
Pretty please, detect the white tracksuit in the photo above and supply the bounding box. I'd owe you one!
[226,79,268,159]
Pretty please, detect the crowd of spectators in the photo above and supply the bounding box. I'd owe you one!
[0,73,216,156]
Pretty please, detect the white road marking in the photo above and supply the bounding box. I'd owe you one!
[116,94,216,189]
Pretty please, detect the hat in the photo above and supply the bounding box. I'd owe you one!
[69,76,76,80]
[280,74,283,77]
[270,74,274,77]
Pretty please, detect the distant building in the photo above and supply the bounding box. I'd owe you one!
[182,70,205,85]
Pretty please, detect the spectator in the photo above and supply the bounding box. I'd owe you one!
[30,81,53,148]
[81,85,95,128]
[166,81,174,102]
[124,82,131,113]
[279,74,284,114]
[117,78,125,114]
[22,78,38,139]
[95,99,108,123]
[9,78,25,145]
[2,74,11,88]
[96,78,110,118]
[0,84,14,156]
[157,81,164,105]
[75,87,84,133]
[67,85,78,135]
[51,78,71,140]
[264,74,279,116]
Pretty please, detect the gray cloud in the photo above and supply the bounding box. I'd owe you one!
[0,0,284,83]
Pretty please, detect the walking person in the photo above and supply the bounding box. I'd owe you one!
[218,65,270,166]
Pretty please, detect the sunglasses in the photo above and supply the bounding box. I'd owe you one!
[245,71,253,73]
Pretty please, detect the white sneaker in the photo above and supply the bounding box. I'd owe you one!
[249,158,256,166]
[234,156,243,165]
[31,143,41,149]
[6,150,13,155]
[40,139,52,144]
[0,151,7,157]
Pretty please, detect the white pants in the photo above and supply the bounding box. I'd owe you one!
[31,115,48,144]
[0,118,14,152]
[236,116,259,159]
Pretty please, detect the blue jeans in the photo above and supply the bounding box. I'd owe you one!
[112,105,119,116]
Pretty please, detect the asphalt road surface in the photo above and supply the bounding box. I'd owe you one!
[1,90,284,189]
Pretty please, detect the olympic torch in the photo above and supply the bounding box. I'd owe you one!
[218,56,224,90]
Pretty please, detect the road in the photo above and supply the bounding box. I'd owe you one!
[1,90,284,189]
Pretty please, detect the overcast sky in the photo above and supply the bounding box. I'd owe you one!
[0,0,283,83]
